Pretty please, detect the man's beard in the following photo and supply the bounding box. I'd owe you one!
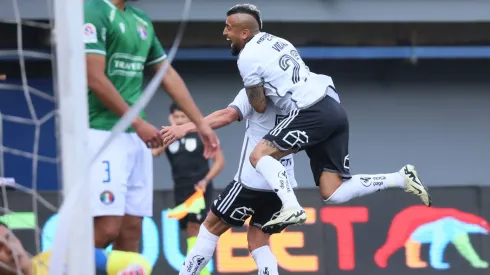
[230,44,241,56]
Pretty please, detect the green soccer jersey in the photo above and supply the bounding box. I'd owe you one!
[84,0,167,131]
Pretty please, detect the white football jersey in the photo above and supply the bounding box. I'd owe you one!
[238,32,336,112]
[228,89,297,191]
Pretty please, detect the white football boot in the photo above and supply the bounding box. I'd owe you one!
[261,207,307,234]
[400,164,432,206]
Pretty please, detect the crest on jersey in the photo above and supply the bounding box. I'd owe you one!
[137,25,148,40]
[100,191,114,205]
[168,141,180,154]
[185,138,197,152]
[83,23,97,43]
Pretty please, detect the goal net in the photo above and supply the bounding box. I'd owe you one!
[0,0,93,274]
[0,0,192,273]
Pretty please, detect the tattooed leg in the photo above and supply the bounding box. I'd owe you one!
[249,139,297,166]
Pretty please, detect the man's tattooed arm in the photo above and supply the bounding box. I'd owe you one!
[246,86,267,113]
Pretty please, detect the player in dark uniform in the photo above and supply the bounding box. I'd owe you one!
[152,103,224,275]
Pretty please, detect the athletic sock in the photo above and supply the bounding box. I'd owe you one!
[251,246,279,275]
[256,156,301,209]
[326,172,405,204]
[180,225,218,275]
[187,236,210,275]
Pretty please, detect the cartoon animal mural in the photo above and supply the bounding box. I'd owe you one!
[375,206,489,270]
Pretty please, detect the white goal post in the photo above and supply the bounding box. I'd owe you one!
[51,0,94,274]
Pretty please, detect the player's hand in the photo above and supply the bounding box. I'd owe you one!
[133,120,163,148]
[160,125,186,145]
[195,179,208,193]
[196,122,220,159]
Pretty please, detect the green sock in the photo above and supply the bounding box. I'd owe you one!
[187,236,211,275]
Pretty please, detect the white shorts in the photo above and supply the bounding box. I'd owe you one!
[89,129,153,217]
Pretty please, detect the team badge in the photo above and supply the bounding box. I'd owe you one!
[100,191,115,205]
[137,25,148,40]
[84,24,95,36]
[83,23,97,43]
[168,141,180,154]
[185,138,197,152]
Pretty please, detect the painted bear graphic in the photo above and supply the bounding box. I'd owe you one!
[375,206,490,269]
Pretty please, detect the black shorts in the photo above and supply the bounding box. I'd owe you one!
[174,180,214,229]
[211,181,282,230]
[263,93,351,185]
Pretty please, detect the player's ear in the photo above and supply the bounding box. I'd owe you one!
[241,29,250,40]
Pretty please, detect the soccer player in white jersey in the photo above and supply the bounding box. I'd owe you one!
[162,89,295,275]
[222,4,432,233]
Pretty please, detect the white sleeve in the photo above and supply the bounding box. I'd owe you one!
[228,89,253,121]
[237,53,263,88]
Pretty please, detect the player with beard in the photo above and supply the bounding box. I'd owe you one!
[161,89,296,275]
[83,0,220,253]
[222,4,432,233]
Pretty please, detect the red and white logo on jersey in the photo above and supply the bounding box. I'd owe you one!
[137,25,147,40]
[84,23,95,36]
[83,23,97,43]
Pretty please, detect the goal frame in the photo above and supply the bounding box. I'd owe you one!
[51,0,94,274]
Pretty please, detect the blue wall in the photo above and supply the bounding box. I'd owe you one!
[0,79,58,190]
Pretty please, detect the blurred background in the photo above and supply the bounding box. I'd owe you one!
[1,0,490,274]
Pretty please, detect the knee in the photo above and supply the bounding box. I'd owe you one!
[94,218,121,247]
[250,139,287,168]
[97,227,120,245]
[115,232,141,252]
[114,217,143,251]
[319,172,343,201]
[248,242,256,254]
[119,224,142,242]
[320,187,336,201]
[249,148,265,168]
[202,212,230,236]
